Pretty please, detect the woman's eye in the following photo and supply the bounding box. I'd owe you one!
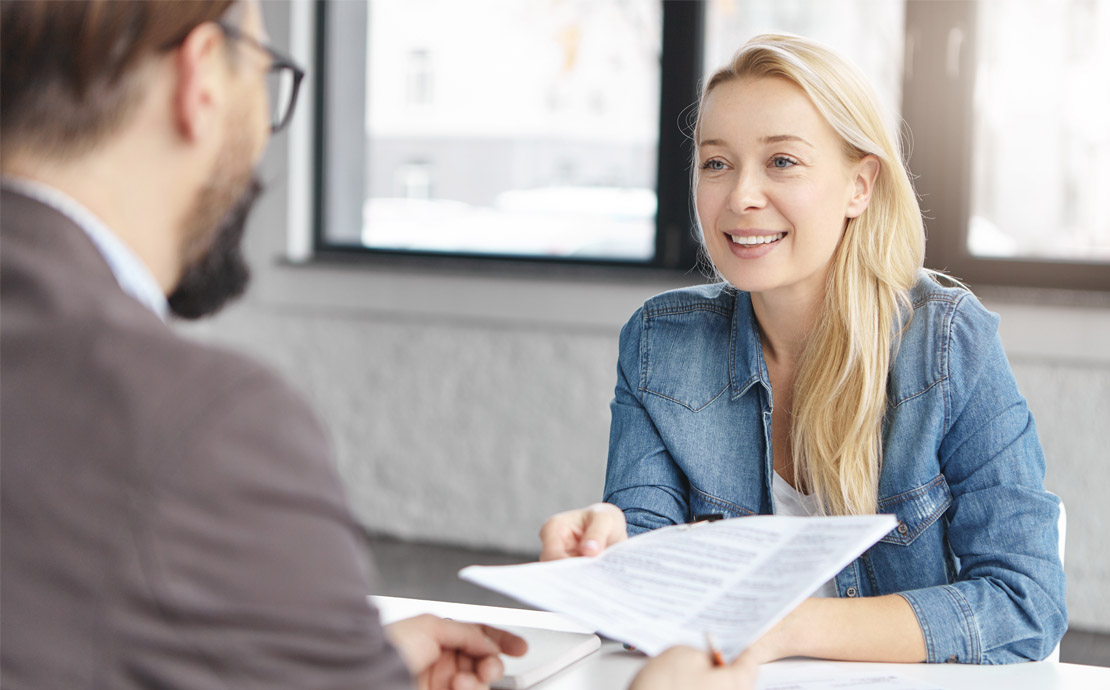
[770,155,799,169]
[701,159,727,171]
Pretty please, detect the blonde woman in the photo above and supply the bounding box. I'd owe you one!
[540,34,1066,665]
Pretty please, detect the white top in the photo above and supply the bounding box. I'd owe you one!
[1,176,168,320]
[772,471,839,598]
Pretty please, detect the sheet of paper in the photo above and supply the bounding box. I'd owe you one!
[460,514,896,659]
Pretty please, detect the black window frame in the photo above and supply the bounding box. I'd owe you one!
[311,0,707,276]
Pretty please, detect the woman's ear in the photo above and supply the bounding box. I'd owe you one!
[846,154,881,219]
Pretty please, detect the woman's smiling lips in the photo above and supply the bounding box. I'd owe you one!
[723,230,788,259]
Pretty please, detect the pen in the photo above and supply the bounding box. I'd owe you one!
[705,631,725,667]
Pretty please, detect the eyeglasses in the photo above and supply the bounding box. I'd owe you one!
[217,23,306,134]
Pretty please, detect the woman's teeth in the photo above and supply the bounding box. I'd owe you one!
[731,232,786,246]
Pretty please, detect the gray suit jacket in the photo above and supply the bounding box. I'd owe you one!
[0,189,412,689]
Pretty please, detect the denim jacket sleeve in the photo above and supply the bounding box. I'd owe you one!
[897,293,1068,664]
[602,308,691,535]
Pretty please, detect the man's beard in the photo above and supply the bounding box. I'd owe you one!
[168,162,264,320]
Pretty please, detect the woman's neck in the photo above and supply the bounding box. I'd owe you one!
[750,286,823,368]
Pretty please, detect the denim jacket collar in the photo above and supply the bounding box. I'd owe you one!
[729,289,773,405]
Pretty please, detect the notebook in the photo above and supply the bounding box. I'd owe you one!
[486,624,600,689]
[369,595,601,689]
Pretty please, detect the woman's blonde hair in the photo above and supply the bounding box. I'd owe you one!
[694,34,925,516]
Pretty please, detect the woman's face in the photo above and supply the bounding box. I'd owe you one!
[696,76,875,301]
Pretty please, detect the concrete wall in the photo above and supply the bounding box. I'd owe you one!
[181,1,1110,632]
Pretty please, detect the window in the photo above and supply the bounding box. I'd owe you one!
[313,0,1110,289]
[969,0,1109,263]
[362,0,660,261]
[906,0,1110,290]
[315,0,905,271]
[316,0,694,268]
[703,0,906,124]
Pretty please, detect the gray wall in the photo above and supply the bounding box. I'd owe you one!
[180,1,1110,633]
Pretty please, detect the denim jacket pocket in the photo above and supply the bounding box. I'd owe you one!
[878,474,953,546]
[641,306,733,413]
[689,485,756,521]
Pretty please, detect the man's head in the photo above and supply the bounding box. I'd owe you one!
[1,0,293,318]
[0,1,236,157]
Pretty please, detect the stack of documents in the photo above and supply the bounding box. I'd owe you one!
[461,514,897,660]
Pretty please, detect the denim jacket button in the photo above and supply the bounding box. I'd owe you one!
[946,655,959,663]
[897,523,909,536]
[845,586,858,597]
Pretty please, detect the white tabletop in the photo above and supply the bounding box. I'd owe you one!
[370,596,1110,690]
[532,641,1110,690]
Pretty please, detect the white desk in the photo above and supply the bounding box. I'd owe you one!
[541,642,1110,690]
[371,596,1110,690]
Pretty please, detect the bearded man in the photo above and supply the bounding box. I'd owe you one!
[0,2,526,688]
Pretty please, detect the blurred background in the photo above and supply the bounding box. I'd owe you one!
[184,0,1110,665]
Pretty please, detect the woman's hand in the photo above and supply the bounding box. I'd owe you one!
[539,502,628,561]
[629,647,758,690]
[385,614,528,690]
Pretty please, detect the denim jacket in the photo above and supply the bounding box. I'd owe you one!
[602,273,1067,664]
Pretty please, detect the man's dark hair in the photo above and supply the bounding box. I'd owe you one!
[0,0,235,157]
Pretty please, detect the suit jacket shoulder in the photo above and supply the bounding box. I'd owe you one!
[1,190,411,690]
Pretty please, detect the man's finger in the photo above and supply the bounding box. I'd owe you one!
[449,671,482,690]
[429,652,456,690]
[479,624,529,657]
[431,619,503,658]
[456,650,475,675]
[475,653,505,684]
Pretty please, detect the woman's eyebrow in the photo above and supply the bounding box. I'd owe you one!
[761,134,815,147]
[698,135,816,148]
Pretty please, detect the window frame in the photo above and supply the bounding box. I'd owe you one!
[310,0,707,275]
[310,0,1109,291]
[905,0,1110,292]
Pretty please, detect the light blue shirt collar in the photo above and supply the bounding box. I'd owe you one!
[2,176,169,321]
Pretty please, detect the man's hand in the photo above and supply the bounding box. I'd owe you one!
[385,614,528,690]
[539,502,628,560]
[629,647,758,690]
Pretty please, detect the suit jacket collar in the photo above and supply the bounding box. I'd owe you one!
[1,180,168,320]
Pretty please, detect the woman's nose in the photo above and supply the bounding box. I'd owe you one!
[728,168,766,213]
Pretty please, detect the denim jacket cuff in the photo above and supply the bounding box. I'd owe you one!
[898,586,982,664]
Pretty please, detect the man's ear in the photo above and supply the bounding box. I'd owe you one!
[173,22,227,142]
[846,154,880,219]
